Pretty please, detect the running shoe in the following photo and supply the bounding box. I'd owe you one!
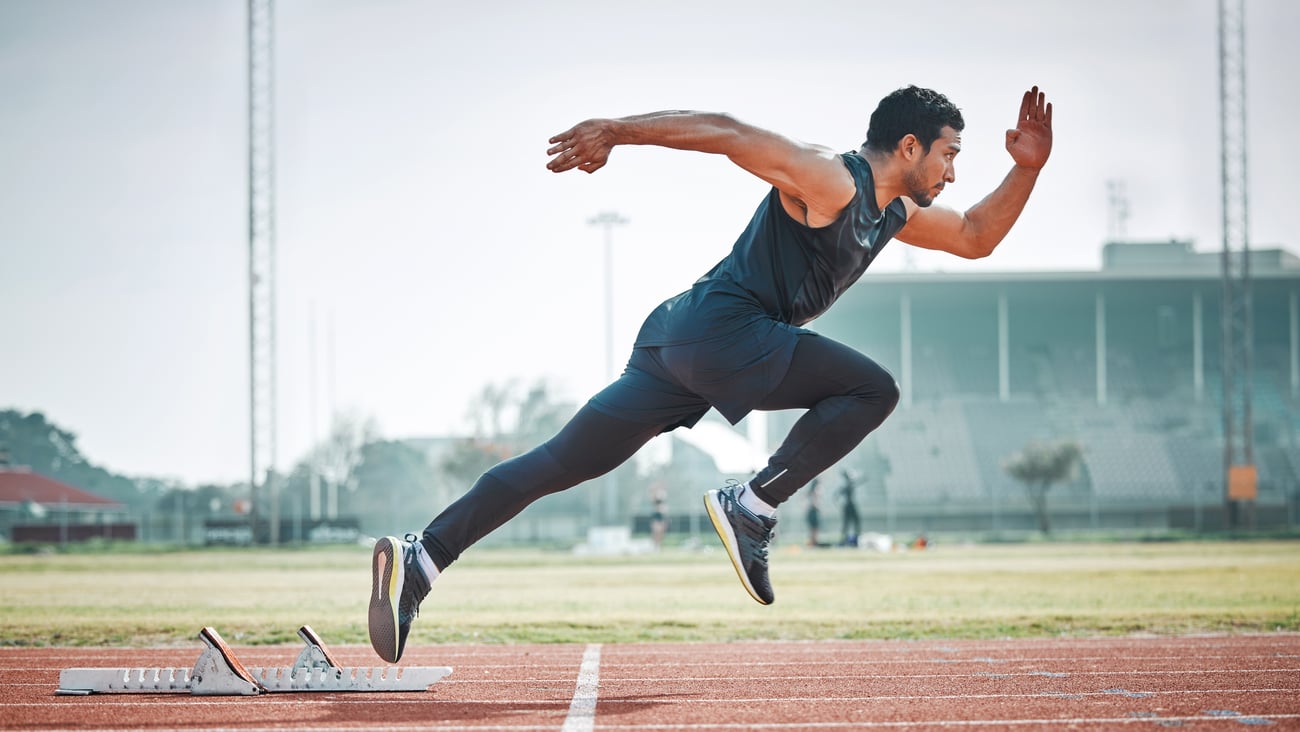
[704,483,778,605]
[368,533,432,663]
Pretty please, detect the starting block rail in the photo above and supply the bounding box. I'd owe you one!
[57,625,452,696]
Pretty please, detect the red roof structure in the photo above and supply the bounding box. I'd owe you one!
[0,468,122,509]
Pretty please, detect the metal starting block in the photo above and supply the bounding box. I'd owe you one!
[56,625,453,695]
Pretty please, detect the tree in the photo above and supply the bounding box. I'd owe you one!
[0,409,155,510]
[439,379,581,513]
[1003,440,1083,535]
[441,379,573,481]
[304,411,378,518]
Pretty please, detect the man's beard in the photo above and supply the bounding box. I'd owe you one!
[904,164,936,207]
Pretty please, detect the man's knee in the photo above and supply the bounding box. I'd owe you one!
[853,371,900,410]
[879,377,901,412]
[847,373,899,430]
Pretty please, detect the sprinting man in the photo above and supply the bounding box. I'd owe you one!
[369,85,1053,662]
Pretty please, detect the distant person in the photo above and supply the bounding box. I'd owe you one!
[806,477,822,547]
[649,483,668,551]
[368,85,1053,662]
[838,470,861,546]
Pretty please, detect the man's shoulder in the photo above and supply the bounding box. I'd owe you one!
[839,150,873,184]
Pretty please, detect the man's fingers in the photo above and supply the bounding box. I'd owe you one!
[1031,87,1045,122]
[548,126,576,146]
[546,127,583,171]
[546,151,577,172]
[1018,86,1051,126]
[548,147,608,174]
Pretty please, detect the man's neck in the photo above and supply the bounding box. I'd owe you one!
[859,146,907,211]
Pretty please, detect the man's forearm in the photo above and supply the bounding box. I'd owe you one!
[607,111,748,155]
[963,165,1042,256]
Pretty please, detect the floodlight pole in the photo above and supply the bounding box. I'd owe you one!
[1218,0,1254,529]
[589,212,628,383]
[588,211,628,523]
[248,0,278,543]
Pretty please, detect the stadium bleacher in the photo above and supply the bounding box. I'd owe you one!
[811,241,1299,528]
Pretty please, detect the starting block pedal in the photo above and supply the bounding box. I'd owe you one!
[192,625,264,694]
[57,625,452,696]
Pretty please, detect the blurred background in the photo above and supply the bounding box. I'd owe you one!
[2,0,1296,548]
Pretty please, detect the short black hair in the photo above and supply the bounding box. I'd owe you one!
[863,86,964,154]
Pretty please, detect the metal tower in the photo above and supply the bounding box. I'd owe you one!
[248,0,278,543]
[1105,179,1129,241]
[1218,0,1254,526]
[588,211,628,524]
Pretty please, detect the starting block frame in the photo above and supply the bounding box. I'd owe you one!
[57,625,452,696]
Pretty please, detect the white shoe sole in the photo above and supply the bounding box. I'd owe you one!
[704,490,770,605]
[367,536,404,662]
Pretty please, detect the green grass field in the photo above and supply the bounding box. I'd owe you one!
[2,540,1298,647]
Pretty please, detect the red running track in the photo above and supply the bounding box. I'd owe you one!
[2,634,1298,730]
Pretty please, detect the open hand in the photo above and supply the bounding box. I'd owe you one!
[546,119,615,174]
[1006,86,1052,170]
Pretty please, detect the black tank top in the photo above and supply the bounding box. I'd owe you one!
[635,151,907,347]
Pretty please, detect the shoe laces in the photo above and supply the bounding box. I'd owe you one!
[725,485,774,561]
[398,533,432,622]
[752,522,772,562]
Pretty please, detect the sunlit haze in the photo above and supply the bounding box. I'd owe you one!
[2,0,1297,484]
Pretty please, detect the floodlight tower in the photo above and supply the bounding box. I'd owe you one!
[248,0,278,543]
[1218,0,1254,528]
[589,211,629,385]
[589,211,628,524]
[1105,179,1129,241]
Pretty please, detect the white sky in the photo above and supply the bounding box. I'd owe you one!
[2,0,1297,486]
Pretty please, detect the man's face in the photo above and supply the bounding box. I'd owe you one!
[903,126,961,207]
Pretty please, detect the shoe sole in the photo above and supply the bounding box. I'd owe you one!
[367,536,404,663]
[703,490,771,605]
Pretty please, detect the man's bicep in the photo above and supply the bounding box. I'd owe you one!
[727,136,854,219]
[896,204,979,257]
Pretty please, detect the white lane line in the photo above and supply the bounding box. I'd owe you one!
[564,667,1300,683]
[561,643,601,732]
[549,715,1300,729]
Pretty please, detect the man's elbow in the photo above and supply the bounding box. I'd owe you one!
[955,235,1000,260]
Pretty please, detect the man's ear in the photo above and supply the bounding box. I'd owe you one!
[899,133,920,161]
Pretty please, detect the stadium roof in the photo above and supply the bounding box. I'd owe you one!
[870,240,1300,284]
[0,468,123,509]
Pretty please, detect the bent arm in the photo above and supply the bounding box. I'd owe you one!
[896,166,1042,259]
[547,111,854,226]
[897,86,1053,259]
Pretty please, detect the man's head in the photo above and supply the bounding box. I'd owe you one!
[864,86,965,207]
[864,85,964,155]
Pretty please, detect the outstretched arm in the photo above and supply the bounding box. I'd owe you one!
[546,111,855,227]
[897,87,1053,259]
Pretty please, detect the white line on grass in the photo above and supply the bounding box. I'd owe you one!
[561,643,601,732]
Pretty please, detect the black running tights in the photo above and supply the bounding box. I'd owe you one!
[422,334,899,570]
